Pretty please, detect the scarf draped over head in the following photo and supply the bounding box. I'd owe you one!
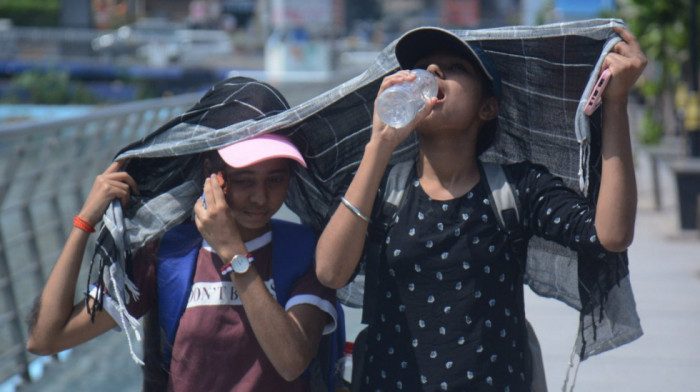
[92,19,641,368]
[88,77,291,363]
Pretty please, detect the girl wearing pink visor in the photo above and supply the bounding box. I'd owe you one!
[28,76,338,392]
[198,134,307,247]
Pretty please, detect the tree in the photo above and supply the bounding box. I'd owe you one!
[619,0,697,143]
[0,0,60,27]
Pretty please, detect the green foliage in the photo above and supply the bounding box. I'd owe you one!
[0,0,60,27]
[640,107,664,145]
[619,0,698,144]
[637,77,662,100]
[623,0,692,90]
[4,69,96,104]
[535,0,556,25]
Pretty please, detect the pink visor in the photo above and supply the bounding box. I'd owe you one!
[217,134,307,168]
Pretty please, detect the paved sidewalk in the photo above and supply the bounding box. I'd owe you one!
[16,331,143,392]
[524,149,700,392]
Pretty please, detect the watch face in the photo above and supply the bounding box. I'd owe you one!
[232,254,251,274]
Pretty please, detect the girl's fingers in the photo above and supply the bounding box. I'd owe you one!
[79,162,140,223]
[202,175,226,211]
[209,173,228,206]
[111,172,140,195]
[193,194,205,219]
[611,40,630,57]
[601,28,646,97]
[611,40,642,62]
[104,160,123,174]
[611,27,646,64]
[101,179,130,207]
[613,26,641,49]
[378,70,414,95]
[101,161,139,195]
[202,176,215,211]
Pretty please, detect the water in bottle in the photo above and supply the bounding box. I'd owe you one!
[376,69,438,128]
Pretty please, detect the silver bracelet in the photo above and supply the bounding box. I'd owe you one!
[340,196,370,223]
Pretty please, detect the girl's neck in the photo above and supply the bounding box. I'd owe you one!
[417,133,480,201]
[239,222,272,243]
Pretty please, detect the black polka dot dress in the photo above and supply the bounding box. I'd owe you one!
[359,161,609,392]
[361,174,530,392]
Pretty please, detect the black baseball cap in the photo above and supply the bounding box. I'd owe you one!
[394,26,502,100]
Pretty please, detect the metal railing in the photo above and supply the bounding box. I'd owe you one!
[0,26,100,61]
[0,92,199,385]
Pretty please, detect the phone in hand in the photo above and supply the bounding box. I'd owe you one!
[201,171,227,208]
[583,68,612,116]
[216,171,227,193]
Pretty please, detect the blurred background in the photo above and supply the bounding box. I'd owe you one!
[0,0,699,391]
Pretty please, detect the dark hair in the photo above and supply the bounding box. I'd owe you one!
[475,73,499,156]
[202,150,227,176]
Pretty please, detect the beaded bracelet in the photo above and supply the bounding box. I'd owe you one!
[73,215,96,233]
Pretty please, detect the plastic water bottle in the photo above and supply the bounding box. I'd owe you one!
[334,341,354,391]
[376,68,438,128]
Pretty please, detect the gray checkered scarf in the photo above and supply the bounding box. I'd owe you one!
[91,19,641,368]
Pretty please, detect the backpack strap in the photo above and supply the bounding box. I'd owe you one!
[270,219,346,392]
[383,160,414,210]
[481,162,526,257]
[156,222,202,367]
[361,160,414,324]
[270,219,316,306]
[482,162,519,228]
[482,162,542,387]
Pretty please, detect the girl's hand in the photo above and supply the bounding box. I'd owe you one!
[78,161,138,226]
[193,173,242,257]
[372,70,438,148]
[602,26,647,103]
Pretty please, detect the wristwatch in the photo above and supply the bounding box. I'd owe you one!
[220,253,255,276]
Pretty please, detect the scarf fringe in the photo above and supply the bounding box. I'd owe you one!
[561,341,582,392]
[108,263,144,365]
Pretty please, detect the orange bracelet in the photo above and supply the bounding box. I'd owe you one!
[73,215,96,233]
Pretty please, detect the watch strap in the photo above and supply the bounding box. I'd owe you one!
[220,253,254,276]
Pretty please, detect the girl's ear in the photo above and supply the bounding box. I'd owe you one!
[202,152,226,177]
[479,97,499,121]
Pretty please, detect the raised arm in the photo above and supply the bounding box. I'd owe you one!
[27,161,138,355]
[595,26,647,252]
[315,71,437,288]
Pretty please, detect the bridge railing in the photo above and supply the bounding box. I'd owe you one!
[0,92,199,385]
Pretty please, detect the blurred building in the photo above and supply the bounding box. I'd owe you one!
[380,0,519,31]
[81,0,618,36]
[264,0,342,76]
[521,0,617,25]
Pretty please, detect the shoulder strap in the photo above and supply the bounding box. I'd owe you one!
[270,219,346,392]
[156,222,202,367]
[481,161,526,262]
[271,218,316,306]
[361,160,413,324]
[383,160,414,211]
[482,161,519,229]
